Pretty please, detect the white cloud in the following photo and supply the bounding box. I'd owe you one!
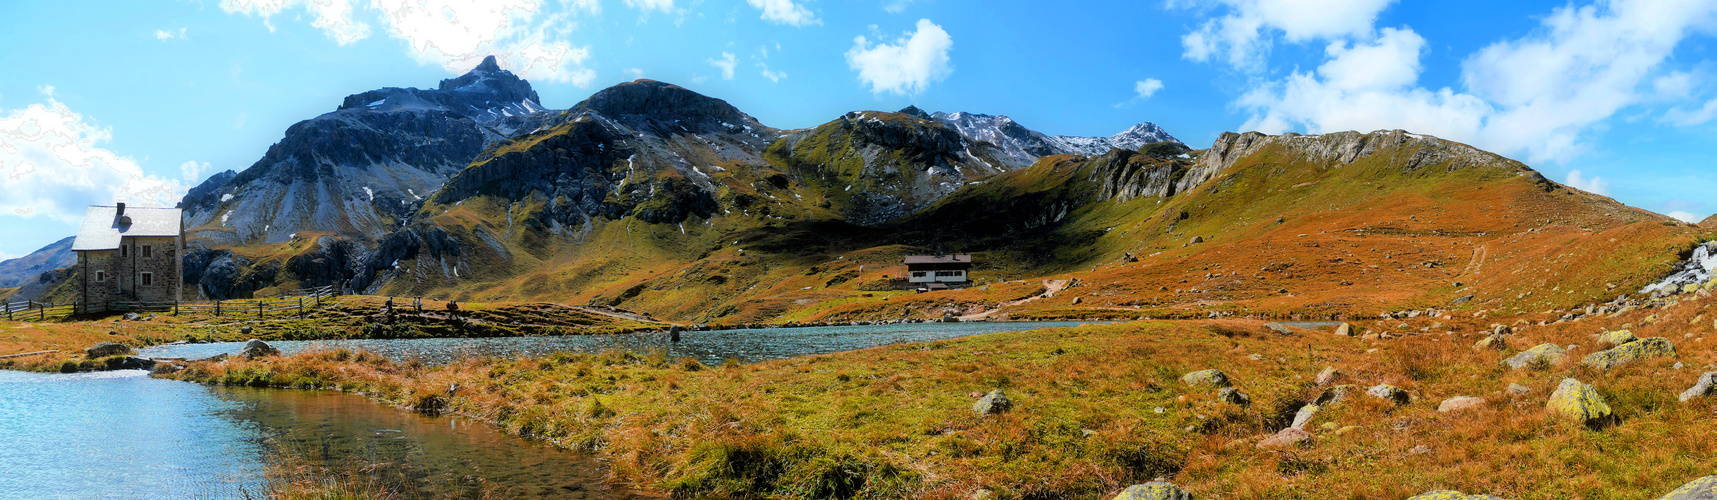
[623,68,645,79]
[1663,97,1717,126]
[709,52,737,80]
[1134,79,1164,99]
[690,75,709,85]
[0,99,186,223]
[882,0,914,13]
[1178,0,1397,71]
[623,0,675,13]
[179,161,211,182]
[845,18,953,96]
[36,85,54,97]
[1667,211,1702,223]
[219,0,599,86]
[1653,71,1694,99]
[1212,0,1717,165]
[747,0,818,26]
[154,28,188,41]
[758,63,786,82]
[1563,169,1610,195]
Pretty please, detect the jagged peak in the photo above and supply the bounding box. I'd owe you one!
[472,55,501,73]
[898,105,932,120]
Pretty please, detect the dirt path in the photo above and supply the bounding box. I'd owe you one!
[959,279,1069,321]
[1462,245,1488,276]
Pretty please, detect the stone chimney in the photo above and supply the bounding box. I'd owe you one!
[116,202,126,216]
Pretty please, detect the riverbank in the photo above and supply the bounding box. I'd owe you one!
[159,297,1717,499]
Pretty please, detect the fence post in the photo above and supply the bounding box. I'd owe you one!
[174,300,179,316]
[257,301,263,320]
[215,300,221,317]
[298,298,304,319]
[4,301,9,321]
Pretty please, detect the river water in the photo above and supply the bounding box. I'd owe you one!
[4,321,1089,498]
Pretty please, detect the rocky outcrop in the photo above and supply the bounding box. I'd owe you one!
[973,389,1012,415]
[1597,330,1637,346]
[1083,147,1194,202]
[1659,476,1717,499]
[182,248,278,300]
[1679,372,1716,402]
[1177,130,1541,198]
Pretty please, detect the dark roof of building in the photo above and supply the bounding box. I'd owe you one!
[72,205,182,251]
[904,254,972,265]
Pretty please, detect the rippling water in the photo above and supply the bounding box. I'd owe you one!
[141,321,1094,366]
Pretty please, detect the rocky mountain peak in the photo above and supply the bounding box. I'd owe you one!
[435,55,539,105]
[898,105,933,120]
[573,80,756,133]
[472,55,502,73]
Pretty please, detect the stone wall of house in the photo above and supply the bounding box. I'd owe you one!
[78,250,117,308]
[128,236,181,303]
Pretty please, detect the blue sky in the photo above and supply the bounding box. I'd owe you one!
[1,0,1715,260]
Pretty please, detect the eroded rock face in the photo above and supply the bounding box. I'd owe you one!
[1547,378,1613,429]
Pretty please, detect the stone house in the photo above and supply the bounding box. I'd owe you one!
[71,203,183,310]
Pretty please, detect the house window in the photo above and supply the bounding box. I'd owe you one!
[911,271,927,278]
[141,272,154,287]
[94,270,106,283]
[141,245,153,258]
[120,245,127,257]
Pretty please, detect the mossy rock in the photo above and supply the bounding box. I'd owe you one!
[1366,384,1410,405]
[1114,481,1192,500]
[1597,329,1637,346]
[1502,343,1566,369]
[1581,337,1675,369]
[1546,378,1614,429]
[1180,369,1231,387]
[1658,476,1717,499]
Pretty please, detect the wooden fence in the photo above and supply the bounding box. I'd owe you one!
[2,300,76,321]
[0,285,343,321]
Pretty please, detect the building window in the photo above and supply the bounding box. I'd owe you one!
[120,245,127,257]
[94,270,106,283]
[911,271,927,278]
[934,271,966,277]
[141,245,153,258]
[141,272,154,287]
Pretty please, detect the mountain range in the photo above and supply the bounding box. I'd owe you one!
[5,56,1708,323]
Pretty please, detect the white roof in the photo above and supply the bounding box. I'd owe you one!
[72,205,182,251]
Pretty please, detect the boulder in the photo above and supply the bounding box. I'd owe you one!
[1657,476,1717,500]
[1597,330,1638,346]
[1505,384,1532,396]
[1334,323,1353,337]
[1546,378,1614,429]
[1290,404,1320,429]
[1217,387,1251,406]
[1256,427,1313,449]
[1437,396,1485,413]
[239,339,281,359]
[120,356,156,370]
[1315,366,1344,386]
[1265,323,1292,335]
[1180,369,1231,388]
[1113,481,1192,500]
[1582,337,1675,369]
[1503,343,1566,369]
[1407,491,1508,500]
[1680,372,1717,402]
[123,312,142,321]
[85,342,131,358]
[1367,384,1411,405]
[1315,385,1353,405]
[1474,335,1508,351]
[973,389,1012,415]
[150,362,185,375]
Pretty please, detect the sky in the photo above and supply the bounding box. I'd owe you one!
[1,0,1715,261]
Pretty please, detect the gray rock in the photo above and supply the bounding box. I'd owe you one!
[1437,396,1485,413]
[1367,384,1410,405]
[1315,366,1343,386]
[85,342,131,358]
[150,362,185,375]
[1316,385,1353,405]
[973,389,1012,415]
[239,339,281,359]
[1506,383,1532,396]
[1657,476,1717,499]
[122,312,141,321]
[1503,343,1566,369]
[1180,369,1231,387]
[1113,481,1192,500]
[1597,329,1637,346]
[1582,337,1676,369]
[1680,372,1717,402]
[1547,378,1614,429]
[1334,323,1353,336]
[1217,387,1251,406]
[1265,323,1292,335]
[1474,335,1508,351]
[1290,404,1320,430]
